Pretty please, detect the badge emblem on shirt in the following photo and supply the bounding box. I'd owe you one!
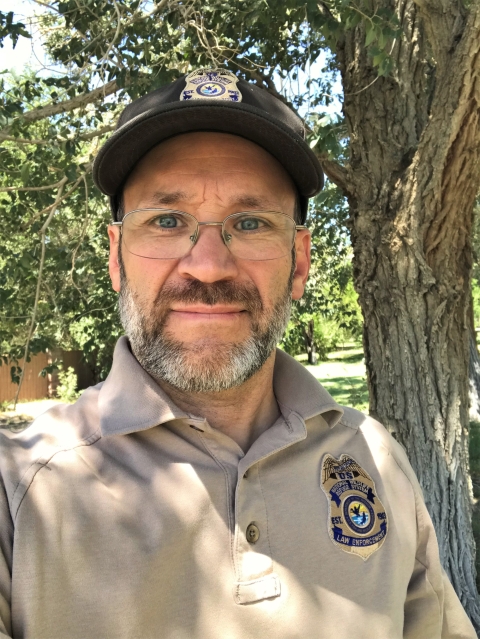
[321,453,388,560]
[180,68,242,102]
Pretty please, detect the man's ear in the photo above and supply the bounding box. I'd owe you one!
[292,229,311,300]
[108,225,121,293]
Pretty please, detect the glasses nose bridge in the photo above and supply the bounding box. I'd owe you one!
[193,220,229,247]
[197,221,224,227]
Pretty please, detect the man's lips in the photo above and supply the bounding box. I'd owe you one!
[169,305,247,320]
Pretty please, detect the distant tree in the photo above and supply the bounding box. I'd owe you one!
[283,183,362,364]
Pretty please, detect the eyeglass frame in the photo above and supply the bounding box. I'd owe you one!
[110,208,308,260]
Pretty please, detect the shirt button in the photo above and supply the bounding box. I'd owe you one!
[246,523,260,544]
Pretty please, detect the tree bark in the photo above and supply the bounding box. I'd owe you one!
[336,0,480,624]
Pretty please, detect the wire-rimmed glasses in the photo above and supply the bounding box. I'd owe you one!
[111,209,307,261]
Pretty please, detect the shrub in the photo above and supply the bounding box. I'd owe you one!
[56,367,81,403]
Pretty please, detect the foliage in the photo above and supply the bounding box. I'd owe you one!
[472,198,480,329]
[281,182,363,360]
[0,12,30,50]
[468,420,480,591]
[0,0,377,380]
[56,366,80,402]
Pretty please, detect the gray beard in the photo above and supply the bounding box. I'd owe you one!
[118,253,294,393]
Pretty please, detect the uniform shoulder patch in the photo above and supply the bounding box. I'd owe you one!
[180,68,242,102]
[321,453,388,560]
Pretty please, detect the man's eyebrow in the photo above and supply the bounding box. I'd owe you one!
[231,195,277,210]
[148,190,191,206]
[146,192,277,210]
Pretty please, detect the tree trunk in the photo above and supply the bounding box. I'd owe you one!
[329,0,480,624]
[302,320,318,365]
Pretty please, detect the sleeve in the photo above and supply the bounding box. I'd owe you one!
[0,472,13,638]
[403,482,476,639]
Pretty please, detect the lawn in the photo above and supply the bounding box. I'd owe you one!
[296,346,369,413]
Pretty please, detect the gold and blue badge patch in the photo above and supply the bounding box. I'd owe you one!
[180,68,242,102]
[321,454,388,560]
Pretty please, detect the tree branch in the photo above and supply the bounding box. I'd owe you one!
[13,178,67,409]
[0,179,66,192]
[28,169,91,226]
[317,155,351,193]
[1,123,116,148]
[79,123,116,140]
[0,80,119,141]
[406,1,480,264]
[413,0,467,69]
[1,135,48,145]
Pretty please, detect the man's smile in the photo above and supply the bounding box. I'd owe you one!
[170,304,247,321]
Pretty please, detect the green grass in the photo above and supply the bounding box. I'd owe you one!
[298,346,369,413]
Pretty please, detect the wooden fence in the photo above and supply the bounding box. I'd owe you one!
[0,352,49,404]
[0,350,95,404]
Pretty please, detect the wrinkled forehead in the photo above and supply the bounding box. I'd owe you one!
[122,132,297,212]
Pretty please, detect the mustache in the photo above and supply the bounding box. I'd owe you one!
[153,279,264,314]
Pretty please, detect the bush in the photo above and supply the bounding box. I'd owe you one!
[56,367,81,403]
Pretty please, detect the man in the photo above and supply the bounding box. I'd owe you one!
[0,68,475,638]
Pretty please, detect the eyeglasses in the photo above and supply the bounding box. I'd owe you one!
[111,209,307,261]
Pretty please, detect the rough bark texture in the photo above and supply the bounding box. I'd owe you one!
[332,0,480,624]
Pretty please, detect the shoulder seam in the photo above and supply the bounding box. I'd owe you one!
[12,428,102,521]
[337,417,360,431]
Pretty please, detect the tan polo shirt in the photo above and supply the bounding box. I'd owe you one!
[0,337,475,638]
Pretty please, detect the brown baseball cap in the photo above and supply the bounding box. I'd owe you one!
[93,68,324,223]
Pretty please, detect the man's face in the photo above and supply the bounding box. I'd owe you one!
[108,132,311,392]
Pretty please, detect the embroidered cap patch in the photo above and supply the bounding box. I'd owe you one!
[321,454,388,560]
[180,68,242,102]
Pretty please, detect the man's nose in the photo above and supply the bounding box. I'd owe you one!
[177,224,239,283]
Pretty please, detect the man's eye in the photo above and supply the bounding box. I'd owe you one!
[153,215,180,228]
[235,217,264,231]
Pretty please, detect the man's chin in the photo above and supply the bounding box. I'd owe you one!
[132,332,274,394]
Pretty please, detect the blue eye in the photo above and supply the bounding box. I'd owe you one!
[155,215,178,228]
[237,218,260,231]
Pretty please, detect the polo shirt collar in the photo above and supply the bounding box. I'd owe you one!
[99,337,188,436]
[273,348,343,427]
[99,337,343,437]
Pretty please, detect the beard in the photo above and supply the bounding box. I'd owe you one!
[118,249,294,393]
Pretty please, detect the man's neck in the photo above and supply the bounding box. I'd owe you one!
[156,351,280,452]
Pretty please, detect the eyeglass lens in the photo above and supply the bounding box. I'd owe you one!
[121,209,297,261]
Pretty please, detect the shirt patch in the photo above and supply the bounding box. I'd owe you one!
[180,68,242,102]
[321,453,388,560]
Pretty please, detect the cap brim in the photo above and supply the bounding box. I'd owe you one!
[93,100,324,202]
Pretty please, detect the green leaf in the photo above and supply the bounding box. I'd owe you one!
[365,25,377,46]
[20,163,30,186]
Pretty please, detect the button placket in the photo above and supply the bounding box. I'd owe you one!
[233,462,278,604]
